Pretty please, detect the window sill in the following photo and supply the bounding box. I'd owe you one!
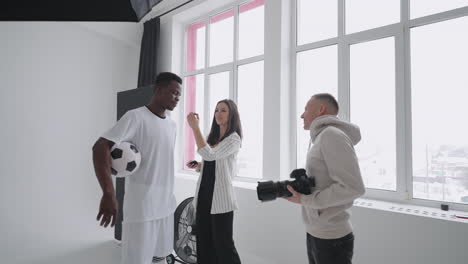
[175,170,199,181]
[353,197,468,224]
[175,172,468,223]
[232,180,258,190]
[175,171,258,190]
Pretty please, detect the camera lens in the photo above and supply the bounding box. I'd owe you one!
[256,169,315,202]
[257,180,294,201]
[256,181,278,201]
[277,181,293,198]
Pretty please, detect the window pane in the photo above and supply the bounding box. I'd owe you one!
[237,61,264,178]
[209,10,234,66]
[208,72,230,117]
[346,0,400,34]
[186,21,206,71]
[239,0,265,59]
[297,0,337,45]
[350,37,396,191]
[296,46,337,168]
[411,0,468,19]
[411,17,468,204]
[184,75,205,168]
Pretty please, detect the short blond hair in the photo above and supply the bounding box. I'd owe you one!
[312,93,339,115]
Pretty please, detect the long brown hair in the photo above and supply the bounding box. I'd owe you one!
[206,99,243,146]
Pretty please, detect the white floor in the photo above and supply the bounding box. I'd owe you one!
[3,239,120,264]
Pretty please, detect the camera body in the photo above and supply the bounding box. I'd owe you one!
[256,169,315,202]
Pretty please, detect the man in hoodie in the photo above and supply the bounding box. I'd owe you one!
[284,93,365,264]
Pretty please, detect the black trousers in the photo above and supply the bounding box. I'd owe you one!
[195,160,241,264]
[195,210,241,264]
[306,232,354,264]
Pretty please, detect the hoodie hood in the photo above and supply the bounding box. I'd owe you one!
[309,115,361,145]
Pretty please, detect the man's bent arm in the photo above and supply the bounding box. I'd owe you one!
[301,131,365,209]
[92,137,118,227]
[92,137,115,195]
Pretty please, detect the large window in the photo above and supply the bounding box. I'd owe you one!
[345,0,400,34]
[183,74,205,166]
[296,0,337,45]
[294,0,468,209]
[350,37,396,191]
[209,10,234,66]
[411,17,468,204]
[238,1,264,59]
[411,0,468,19]
[183,0,265,178]
[237,61,264,178]
[208,72,230,115]
[179,0,468,210]
[296,45,337,168]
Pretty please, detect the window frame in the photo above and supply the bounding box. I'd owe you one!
[181,0,265,181]
[292,0,468,211]
[175,0,468,211]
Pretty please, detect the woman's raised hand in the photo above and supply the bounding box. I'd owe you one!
[186,112,200,129]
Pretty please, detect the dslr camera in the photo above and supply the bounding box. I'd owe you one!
[256,169,315,202]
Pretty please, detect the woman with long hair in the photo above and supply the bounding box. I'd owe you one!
[186,99,242,264]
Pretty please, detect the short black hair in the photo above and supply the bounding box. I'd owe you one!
[313,93,339,114]
[154,72,182,88]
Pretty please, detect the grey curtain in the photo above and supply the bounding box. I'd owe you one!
[137,17,160,87]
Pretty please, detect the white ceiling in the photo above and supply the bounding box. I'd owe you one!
[142,0,238,24]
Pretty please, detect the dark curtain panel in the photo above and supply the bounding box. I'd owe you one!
[137,17,160,87]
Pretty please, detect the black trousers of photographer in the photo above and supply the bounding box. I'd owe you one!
[196,161,241,264]
[306,232,354,264]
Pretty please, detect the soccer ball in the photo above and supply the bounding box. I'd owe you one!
[110,142,141,177]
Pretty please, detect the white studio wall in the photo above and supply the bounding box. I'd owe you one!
[0,22,141,264]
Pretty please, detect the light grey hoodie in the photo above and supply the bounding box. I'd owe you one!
[300,115,365,239]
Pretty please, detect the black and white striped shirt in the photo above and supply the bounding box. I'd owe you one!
[193,132,241,214]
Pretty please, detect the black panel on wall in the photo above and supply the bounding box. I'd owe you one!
[2,0,138,21]
[115,85,154,240]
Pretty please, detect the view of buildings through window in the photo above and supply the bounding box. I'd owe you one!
[411,16,468,204]
[183,0,468,206]
[296,0,468,206]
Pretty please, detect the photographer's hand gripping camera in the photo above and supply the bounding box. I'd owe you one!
[256,169,315,202]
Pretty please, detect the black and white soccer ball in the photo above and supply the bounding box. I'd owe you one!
[110,142,141,177]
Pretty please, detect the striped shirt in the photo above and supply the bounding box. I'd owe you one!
[193,132,241,214]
